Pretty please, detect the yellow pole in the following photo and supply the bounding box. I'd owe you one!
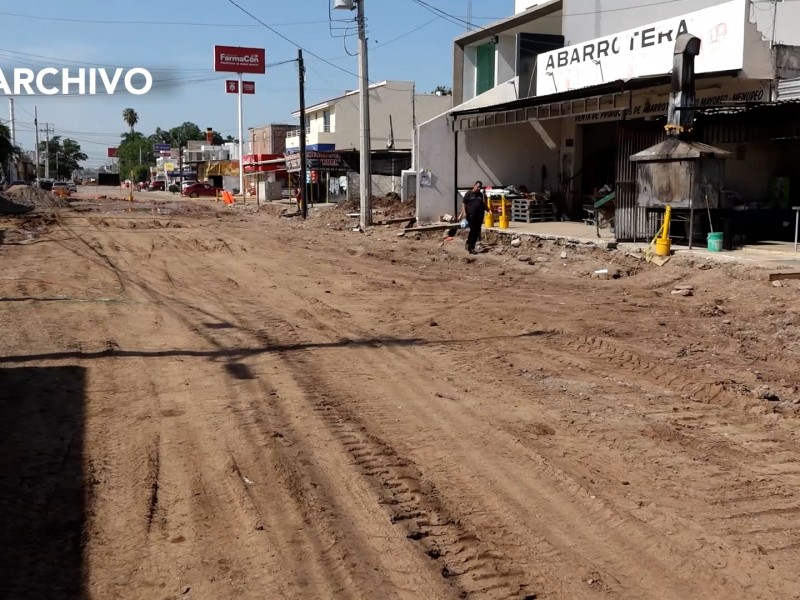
[661,205,672,240]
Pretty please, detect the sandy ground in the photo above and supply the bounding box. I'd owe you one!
[1,199,800,600]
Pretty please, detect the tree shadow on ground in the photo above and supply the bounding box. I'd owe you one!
[0,366,87,600]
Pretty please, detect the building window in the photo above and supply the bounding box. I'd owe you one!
[517,33,564,98]
[476,43,496,96]
[323,110,331,132]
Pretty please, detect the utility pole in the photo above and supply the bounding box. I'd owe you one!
[237,72,244,199]
[356,0,372,229]
[411,84,417,171]
[34,106,40,181]
[8,98,15,147]
[298,49,308,220]
[6,98,15,180]
[42,123,53,179]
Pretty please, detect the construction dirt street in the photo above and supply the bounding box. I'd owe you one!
[2,199,800,600]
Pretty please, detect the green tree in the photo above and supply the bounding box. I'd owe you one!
[122,108,139,134]
[433,85,452,96]
[117,132,154,181]
[37,136,88,180]
[0,122,20,180]
[211,131,237,145]
[168,122,203,147]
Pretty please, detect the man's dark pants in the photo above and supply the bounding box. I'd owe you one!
[466,212,483,251]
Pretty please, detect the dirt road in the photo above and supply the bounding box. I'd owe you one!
[2,201,800,600]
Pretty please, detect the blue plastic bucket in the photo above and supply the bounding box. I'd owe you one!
[707,231,723,252]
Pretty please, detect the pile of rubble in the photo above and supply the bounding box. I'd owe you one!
[0,185,69,214]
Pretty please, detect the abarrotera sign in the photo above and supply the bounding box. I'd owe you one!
[214,45,265,196]
[535,0,746,96]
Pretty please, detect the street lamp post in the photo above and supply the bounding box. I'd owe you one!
[333,0,372,229]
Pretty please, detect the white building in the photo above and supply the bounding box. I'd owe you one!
[417,0,800,243]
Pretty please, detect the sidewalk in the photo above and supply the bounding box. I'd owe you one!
[485,221,800,269]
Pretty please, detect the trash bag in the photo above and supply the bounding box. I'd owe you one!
[460,218,469,229]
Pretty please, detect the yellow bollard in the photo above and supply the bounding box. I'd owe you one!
[655,205,672,256]
[499,194,510,229]
[484,196,494,228]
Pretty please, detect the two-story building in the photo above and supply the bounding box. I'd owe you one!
[418,0,800,244]
[286,81,452,198]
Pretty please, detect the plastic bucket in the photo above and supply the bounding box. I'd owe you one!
[655,238,671,256]
[707,231,723,252]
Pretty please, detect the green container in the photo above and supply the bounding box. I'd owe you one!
[707,231,723,252]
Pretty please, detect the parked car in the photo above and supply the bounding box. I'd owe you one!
[148,180,166,191]
[184,182,220,198]
[37,179,54,191]
[52,181,70,195]
[181,180,198,193]
[67,181,77,192]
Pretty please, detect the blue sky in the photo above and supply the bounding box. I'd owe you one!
[1,0,511,168]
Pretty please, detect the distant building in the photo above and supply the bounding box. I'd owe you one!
[286,80,452,153]
[249,123,293,156]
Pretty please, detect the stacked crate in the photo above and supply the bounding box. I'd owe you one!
[511,196,556,223]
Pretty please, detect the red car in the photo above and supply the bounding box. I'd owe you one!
[184,182,220,198]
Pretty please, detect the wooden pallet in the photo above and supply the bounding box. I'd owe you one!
[511,203,556,223]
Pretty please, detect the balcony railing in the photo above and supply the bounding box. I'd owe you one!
[287,125,333,137]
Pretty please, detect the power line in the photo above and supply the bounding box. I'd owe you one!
[225,0,363,81]
[0,10,334,28]
[225,0,412,93]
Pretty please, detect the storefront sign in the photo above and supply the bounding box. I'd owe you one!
[572,81,768,124]
[213,46,266,74]
[284,151,345,172]
[536,0,746,96]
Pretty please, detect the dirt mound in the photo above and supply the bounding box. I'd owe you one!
[337,194,415,219]
[0,185,69,214]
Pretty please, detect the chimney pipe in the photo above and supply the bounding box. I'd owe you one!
[666,33,702,139]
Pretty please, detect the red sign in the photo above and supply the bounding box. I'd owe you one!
[214,45,266,74]
[225,80,256,94]
[107,147,117,158]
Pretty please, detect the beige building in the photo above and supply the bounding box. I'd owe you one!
[285,81,452,153]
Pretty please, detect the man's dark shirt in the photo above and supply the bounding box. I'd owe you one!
[463,191,486,218]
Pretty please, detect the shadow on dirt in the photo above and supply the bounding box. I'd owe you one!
[0,366,87,600]
[0,330,550,365]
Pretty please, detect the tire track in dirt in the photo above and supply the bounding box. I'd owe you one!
[146,249,532,600]
[76,230,456,599]
[250,281,796,600]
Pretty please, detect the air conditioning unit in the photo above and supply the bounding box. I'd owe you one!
[401,170,416,203]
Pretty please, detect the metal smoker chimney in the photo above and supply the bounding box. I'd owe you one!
[666,33,702,139]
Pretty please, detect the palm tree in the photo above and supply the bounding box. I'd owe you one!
[122,108,139,134]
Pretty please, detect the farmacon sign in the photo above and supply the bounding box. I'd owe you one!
[213,45,266,74]
[536,0,746,96]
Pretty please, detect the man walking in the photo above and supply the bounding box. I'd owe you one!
[460,180,487,254]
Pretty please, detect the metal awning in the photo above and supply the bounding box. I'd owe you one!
[450,72,741,132]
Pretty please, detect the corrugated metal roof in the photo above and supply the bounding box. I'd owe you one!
[778,77,800,100]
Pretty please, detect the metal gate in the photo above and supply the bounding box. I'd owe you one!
[614,121,665,241]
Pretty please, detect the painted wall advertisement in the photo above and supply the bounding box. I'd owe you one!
[284,151,345,173]
[536,0,746,96]
[572,81,769,124]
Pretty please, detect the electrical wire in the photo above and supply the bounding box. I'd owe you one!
[0,10,334,28]
[225,0,364,81]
